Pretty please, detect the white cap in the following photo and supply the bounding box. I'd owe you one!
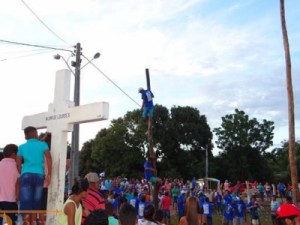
[138,87,144,93]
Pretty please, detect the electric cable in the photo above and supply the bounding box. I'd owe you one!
[82,54,141,107]
[20,0,72,46]
[0,39,73,53]
[0,49,55,62]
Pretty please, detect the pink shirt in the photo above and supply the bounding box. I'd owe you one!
[0,158,19,202]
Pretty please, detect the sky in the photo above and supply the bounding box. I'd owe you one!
[0,0,299,154]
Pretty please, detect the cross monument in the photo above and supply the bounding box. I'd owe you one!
[21,69,109,224]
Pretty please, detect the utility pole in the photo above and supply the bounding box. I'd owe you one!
[205,144,208,190]
[70,43,81,187]
[145,68,158,209]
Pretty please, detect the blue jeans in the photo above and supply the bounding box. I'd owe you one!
[19,173,44,210]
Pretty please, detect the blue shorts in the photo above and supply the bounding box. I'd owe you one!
[163,210,170,218]
[143,106,154,118]
[19,173,44,211]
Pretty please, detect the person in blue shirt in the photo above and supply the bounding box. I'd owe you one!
[247,197,260,225]
[199,192,207,211]
[203,197,213,225]
[215,191,223,215]
[233,197,246,225]
[222,199,235,225]
[138,87,154,135]
[144,157,162,187]
[224,190,233,204]
[129,191,140,215]
[177,191,186,220]
[17,126,52,225]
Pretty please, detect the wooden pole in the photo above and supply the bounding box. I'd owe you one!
[145,68,158,208]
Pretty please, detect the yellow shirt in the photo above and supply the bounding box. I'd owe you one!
[59,198,82,225]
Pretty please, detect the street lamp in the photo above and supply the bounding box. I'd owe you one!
[54,44,100,192]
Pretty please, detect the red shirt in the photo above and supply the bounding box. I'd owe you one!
[161,195,171,210]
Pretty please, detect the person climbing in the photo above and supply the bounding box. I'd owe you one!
[138,87,154,135]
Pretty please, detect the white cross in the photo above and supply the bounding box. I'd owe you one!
[21,69,109,224]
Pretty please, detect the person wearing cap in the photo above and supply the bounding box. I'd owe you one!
[276,203,300,225]
[138,87,154,135]
[82,172,106,223]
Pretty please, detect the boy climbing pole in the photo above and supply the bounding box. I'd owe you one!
[138,87,154,135]
[144,157,162,188]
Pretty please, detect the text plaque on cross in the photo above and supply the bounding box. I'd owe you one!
[21,69,109,224]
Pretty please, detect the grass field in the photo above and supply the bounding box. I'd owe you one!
[169,201,273,225]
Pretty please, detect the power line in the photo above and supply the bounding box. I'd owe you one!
[21,0,71,46]
[81,54,141,107]
[0,49,55,62]
[0,39,73,53]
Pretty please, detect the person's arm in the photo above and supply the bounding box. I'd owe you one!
[15,177,19,202]
[44,150,52,183]
[16,156,23,173]
[64,202,76,225]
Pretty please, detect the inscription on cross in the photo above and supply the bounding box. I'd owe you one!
[21,69,109,224]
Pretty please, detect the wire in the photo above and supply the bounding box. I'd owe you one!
[0,49,55,62]
[81,54,141,107]
[0,39,73,53]
[20,0,72,46]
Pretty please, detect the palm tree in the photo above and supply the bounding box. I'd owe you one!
[279,0,299,203]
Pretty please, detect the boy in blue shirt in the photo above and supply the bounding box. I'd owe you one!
[222,199,235,225]
[138,87,154,135]
[233,197,246,225]
[203,197,213,225]
[17,126,52,225]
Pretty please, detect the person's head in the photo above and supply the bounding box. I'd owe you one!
[83,209,108,225]
[119,204,137,225]
[85,172,100,189]
[277,203,300,225]
[285,196,293,204]
[185,196,201,222]
[24,126,38,140]
[154,209,164,223]
[143,204,155,220]
[105,202,115,216]
[138,87,144,93]
[3,144,18,159]
[71,178,89,198]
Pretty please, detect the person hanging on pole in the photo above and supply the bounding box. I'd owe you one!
[144,157,162,188]
[138,87,154,135]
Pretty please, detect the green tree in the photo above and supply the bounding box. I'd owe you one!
[213,109,274,181]
[265,140,300,183]
[79,105,212,179]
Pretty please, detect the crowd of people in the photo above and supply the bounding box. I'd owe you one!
[1,125,300,225]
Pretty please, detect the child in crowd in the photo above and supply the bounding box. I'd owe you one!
[59,178,89,225]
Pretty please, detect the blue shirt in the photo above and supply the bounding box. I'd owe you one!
[203,202,213,217]
[223,202,234,220]
[144,161,153,181]
[18,138,49,175]
[235,201,246,217]
[177,195,186,211]
[129,196,140,215]
[215,194,223,206]
[141,90,154,108]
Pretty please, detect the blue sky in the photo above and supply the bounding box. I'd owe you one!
[0,0,299,154]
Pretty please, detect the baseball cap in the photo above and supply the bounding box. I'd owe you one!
[85,172,100,183]
[138,87,144,93]
[181,190,186,194]
[277,203,300,218]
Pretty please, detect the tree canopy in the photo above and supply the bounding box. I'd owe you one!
[79,105,212,179]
